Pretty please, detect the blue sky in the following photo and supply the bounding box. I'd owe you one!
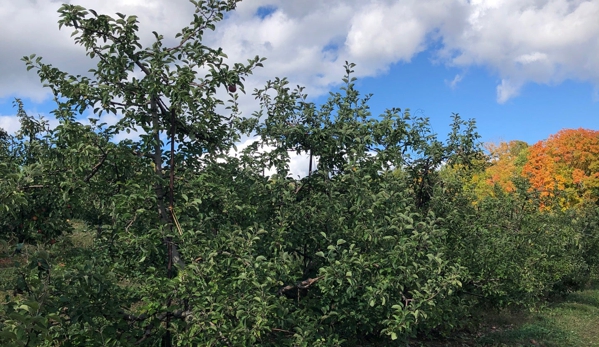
[1,0,598,150]
[350,52,599,144]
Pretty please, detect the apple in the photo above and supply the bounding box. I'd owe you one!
[37,229,42,234]
[228,84,236,93]
[32,216,38,221]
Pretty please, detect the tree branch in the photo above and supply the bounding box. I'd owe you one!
[278,276,323,298]
[84,152,108,183]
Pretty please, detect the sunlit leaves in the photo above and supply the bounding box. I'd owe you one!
[523,128,599,209]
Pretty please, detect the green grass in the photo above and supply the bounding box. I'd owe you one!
[421,280,599,347]
[478,287,599,346]
[0,220,95,300]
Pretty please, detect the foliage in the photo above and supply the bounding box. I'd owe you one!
[522,128,599,209]
[0,99,74,246]
[448,188,590,304]
[0,1,598,346]
[470,130,599,210]
[469,140,529,198]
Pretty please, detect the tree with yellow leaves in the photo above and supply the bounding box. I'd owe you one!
[468,140,529,199]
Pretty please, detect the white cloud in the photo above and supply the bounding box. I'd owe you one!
[344,0,464,76]
[515,52,549,65]
[0,115,21,134]
[0,111,60,136]
[232,137,318,178]
[1,0,599,108]
[496,78,523,103]
[440,0,599,102]
[446,74,463,89]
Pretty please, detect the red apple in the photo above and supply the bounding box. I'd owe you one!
[228,84,236,93]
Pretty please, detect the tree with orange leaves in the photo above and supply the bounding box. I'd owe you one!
[522,128,599,209]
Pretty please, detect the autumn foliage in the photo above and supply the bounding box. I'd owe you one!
[523,128,599,208]
[473,128,599,209]
[470,140,529,197]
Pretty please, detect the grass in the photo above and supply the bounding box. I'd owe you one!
[413,279,599,347]
[67,219,95,248]
[481,287,599,346]
[476,282,599,347]
[0,220,95,300]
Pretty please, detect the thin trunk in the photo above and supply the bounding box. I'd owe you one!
[152,95,173,347]
[151,96,169,224]
[308,150,313,177]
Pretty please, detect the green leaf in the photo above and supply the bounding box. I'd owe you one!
[0,331,17,340]
[17,304,33,314]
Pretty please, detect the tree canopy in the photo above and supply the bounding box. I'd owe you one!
[1,1,598,346]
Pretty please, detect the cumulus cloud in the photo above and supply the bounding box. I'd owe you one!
[439,0,599,102]
[1,0,598,122]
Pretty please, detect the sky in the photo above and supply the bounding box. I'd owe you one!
[1,0,598,176]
